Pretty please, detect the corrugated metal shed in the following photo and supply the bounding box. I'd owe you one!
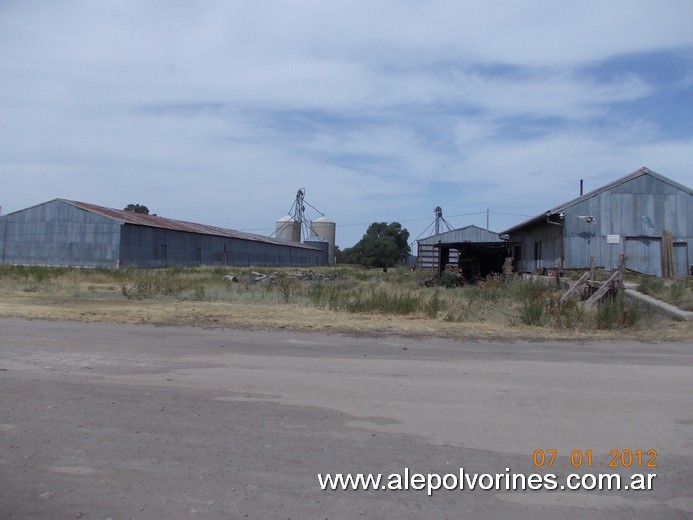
[1,199,325,268]
[417,225,504,271]
[502,167,692,276]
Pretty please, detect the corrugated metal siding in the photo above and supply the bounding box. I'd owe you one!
[417,244,459,270]
[511,221,563,272]
[62,199,316,250]
[119,225,326,268]
[561,177,691,273]
[1,199,326,269]
[674,243,689,277]
[503,167,692,235]
[417,226,502,270]
[508,171,693,275]
[624,237,662,276]
[417,226,502,245]
[0,200,121,267]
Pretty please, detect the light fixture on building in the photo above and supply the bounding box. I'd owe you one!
[576,215,594,223]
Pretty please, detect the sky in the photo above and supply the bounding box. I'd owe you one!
[1,0,692,250]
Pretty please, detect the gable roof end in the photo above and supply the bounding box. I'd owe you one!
[501,167,692,234]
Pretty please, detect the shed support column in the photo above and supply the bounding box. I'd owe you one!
[437,246,450,276]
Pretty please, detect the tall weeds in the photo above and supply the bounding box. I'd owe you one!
[0,265,655,329]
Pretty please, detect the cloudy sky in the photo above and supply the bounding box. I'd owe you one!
[1,1,692,249]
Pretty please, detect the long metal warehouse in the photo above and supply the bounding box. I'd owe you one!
[0,199,326,268]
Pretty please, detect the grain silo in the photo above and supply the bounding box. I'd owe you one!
[311,216,336,265]
[276,215,301,242]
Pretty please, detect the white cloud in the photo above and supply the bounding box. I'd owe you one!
[1,0,692,248]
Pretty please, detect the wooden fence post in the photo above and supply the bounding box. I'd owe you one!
[589,256,595,281]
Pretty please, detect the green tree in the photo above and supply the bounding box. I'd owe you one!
[124,204,150,215]
[340,222,410,267]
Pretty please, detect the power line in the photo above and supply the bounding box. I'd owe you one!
[489,211,534,218]
[444,211,488,218]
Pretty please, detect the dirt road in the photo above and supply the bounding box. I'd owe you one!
[1,318,691,519]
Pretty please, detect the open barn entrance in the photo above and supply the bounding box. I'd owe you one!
[435,242,515,283]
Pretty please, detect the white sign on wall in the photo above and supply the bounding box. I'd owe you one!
[607,234,620,244]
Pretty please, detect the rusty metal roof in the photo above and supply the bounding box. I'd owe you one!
[59,199,319,250]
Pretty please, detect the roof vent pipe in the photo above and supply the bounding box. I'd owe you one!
[580,179,584,196]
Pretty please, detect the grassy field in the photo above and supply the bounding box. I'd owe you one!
[0,264,691,341]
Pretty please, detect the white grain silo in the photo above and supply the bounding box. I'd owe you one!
[276,215,301,242]
[311,216,336,265]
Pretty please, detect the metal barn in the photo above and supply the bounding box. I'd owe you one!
[502,168,692,277]
[417,225,512,281]
[0,199,326,268]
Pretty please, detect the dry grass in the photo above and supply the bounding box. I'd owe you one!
[636,276,693,311]
[0,265,691,342]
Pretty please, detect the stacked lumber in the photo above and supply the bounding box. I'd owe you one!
[661,230,675,279]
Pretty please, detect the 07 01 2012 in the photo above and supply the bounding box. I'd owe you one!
[532,449,657,468]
